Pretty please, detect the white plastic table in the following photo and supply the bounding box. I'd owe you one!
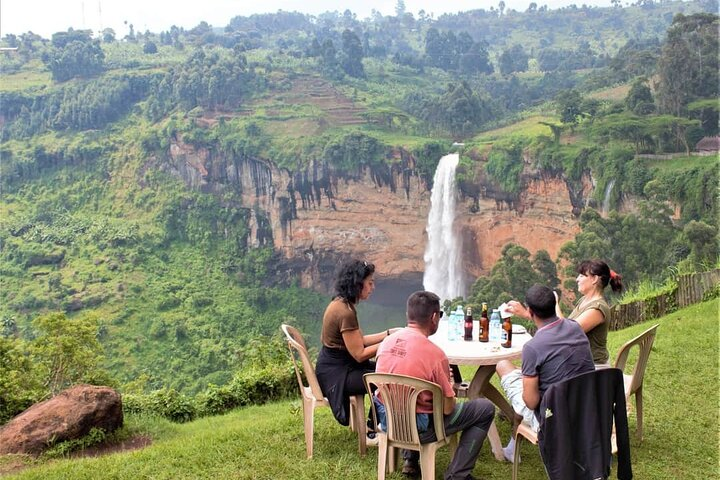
[429,320,532,461]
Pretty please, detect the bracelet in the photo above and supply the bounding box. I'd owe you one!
[386,329,390,337]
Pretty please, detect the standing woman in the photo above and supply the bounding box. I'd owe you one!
[316,259,394,426]
[557,260,623,366]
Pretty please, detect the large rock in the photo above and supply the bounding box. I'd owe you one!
[0,385,123,455]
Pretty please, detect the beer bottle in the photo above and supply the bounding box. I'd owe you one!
[479,303,489,342]
[463,307,473,341]
[501,315,513,348]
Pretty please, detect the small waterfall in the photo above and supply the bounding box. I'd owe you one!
[423,153,465,302]
[602,179,616,215]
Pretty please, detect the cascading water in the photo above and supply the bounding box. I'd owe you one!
[423,153,465,303]
[602,178,616,215]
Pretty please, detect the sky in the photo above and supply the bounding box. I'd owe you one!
[2,0,615,39]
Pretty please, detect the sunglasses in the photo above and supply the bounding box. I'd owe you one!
[437,310,444,318]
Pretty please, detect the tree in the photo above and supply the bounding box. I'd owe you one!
[395,0,406,17]
[30,312,110,395]
[43,36,105,82]
[0,337,43,423]
[340,29,365,78]
[101,28,116,43]
[625,77,655,114]
[319,39,343,80]
[656,13,719,116]
[143,40,158,54]
[682,220,719,268]
[468,243,554,309]
[459,40,493,75]
[498,44,529,75]
[556,89,584,126]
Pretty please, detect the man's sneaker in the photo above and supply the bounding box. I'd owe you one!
[366,431,379,447]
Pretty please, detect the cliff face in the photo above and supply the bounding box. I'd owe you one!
[161,140,584,296]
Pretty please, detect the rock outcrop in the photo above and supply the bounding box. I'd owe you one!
[0,385,123,455]
[160,140,588,297]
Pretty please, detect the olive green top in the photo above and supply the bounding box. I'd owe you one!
[569,297,611,364]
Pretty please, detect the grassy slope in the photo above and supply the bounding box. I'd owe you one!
[5,299,718,479]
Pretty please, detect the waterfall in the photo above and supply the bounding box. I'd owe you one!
[602,179,616,215]
[423,153,465,302]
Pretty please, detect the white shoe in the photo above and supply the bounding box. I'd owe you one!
[503,444,520,463]
[366,433,379,447]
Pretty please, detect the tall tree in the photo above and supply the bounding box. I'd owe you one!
[656,13,719,116]
[340,29,365,78]
[498,44,529,75]
[625,77,655,114]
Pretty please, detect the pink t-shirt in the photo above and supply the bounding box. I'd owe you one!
[376,327,456,413]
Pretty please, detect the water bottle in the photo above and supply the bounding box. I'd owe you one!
[489,309,502,342]
[448,305,464,341]
[454,305,465,341]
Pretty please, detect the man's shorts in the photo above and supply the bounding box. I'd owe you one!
[500,369,539,432]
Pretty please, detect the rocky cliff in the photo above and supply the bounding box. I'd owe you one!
[161,140,586,298]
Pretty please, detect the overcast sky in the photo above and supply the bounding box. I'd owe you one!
[2,0,615,39]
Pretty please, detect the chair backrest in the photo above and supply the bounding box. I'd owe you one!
[363,373,448,447]
[613,324,659,396]
[281,324,325,401]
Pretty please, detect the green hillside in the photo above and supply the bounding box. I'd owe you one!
[0,2,717,416]
[3,300,717,479]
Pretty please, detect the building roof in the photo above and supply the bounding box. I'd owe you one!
[695,136,720,152]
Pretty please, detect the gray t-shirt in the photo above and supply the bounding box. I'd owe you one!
[521,317,595,395]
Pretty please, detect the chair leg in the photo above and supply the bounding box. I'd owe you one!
[388,446,398,473]
[488,419,506,461]
[635,387,643,441]
[351,395,367,456]
[512,433,522,480]
[419,444,437,480]
[303,399,315,459]
[377,433,388,480]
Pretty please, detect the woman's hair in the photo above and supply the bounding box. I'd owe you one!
[577,260,623,293]
[334,259,375,304]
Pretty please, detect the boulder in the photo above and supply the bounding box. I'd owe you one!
[0,385,123,455]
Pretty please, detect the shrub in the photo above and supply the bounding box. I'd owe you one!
[123,388,197,423]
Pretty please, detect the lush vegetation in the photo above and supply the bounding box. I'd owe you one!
[0,1,717,430]
[3,300,716,479]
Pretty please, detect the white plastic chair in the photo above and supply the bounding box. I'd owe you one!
[614,324,659,440]
[364,372,457,480]
[281,324,367,458]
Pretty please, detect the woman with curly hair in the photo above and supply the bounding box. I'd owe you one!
[557,259,623,366]
[315,259,397,427]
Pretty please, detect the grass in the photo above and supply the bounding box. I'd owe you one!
[3,299,718,479]
[471,115,557,143]
[644,155,715,172]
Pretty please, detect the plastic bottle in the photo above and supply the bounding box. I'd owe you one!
[489,309,502,342]
[448,305,464,341]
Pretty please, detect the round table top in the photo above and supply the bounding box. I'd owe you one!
[429,319,532,366]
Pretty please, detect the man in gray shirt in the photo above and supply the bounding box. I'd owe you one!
[496,285,595,460]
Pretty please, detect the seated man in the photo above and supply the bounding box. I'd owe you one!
[496,284,595,460]
[375,291,495,480]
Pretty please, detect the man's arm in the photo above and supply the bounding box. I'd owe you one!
[443,395,456,415]
[522,375,541,410]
